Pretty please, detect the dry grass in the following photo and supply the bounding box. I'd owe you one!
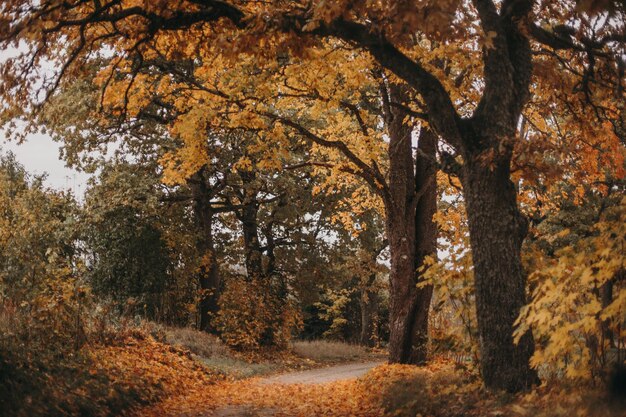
[161,326,280,378]
[163,330,374,375]
[163,326,230,358]
[291,340,371,363]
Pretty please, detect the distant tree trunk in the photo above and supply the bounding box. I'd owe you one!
[261,218,290,347]
[383,85,437,364]
[409,127,437,364]
[189,170,221,333]
[600,269,624,346]
[237,170,289,347]
[360,273,379,347]
[241,201,264,280]
[239,171,264,282]
[600,280,615,345]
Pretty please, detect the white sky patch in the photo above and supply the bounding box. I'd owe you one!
[1,45,92,196]
[1,132,91,196]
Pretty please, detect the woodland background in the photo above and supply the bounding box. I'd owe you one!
[0,0,625,416]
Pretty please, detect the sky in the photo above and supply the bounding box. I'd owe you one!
[1,132,91,196]
[0,46,92,197]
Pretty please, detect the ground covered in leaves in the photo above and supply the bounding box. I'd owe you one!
[3,329,623,417]
[137,359,625,417]
[0,333,220,417]
[0,326,379,417]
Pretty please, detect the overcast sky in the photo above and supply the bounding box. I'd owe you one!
[1,46,92,197]
[1,132,91,196]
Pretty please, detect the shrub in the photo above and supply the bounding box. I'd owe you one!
[0,319,217,417]
[359,363,481,417]
[216,277,301,350]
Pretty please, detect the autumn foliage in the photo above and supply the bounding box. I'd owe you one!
[1,0,626,415]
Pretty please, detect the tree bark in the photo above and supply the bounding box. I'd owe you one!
[239,170,264,282]
[189,170,221,333]
[360,273,379,347]
[383,85,437,364]
[237,170,290,347]
[409,127,438,364]
[385,83,417,363]
[461,150,538,392]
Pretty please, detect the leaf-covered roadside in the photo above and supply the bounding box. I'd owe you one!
[0,333,220,417]
[137,361,626,417]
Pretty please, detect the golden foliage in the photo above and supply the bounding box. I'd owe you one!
[516,197,626,380]
[216,277,302,351]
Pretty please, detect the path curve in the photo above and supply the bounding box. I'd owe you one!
[259,361,385,385]
[211,361,385,416]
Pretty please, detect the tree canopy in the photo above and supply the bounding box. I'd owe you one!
[1,0,625,397]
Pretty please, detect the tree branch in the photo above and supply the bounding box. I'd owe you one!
[317,19,463,150]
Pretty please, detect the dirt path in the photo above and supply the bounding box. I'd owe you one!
[210,361,385,416]
[259,361,384,385]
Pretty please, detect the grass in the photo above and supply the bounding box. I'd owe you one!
[291,340,375,363]
[195,356,279,378]
[162,326,230,358]
[161,326,280,378]
[161,328,379,376]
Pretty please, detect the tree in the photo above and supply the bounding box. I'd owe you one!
[82,164,172,319]
[112,43,440,363]
[516,180,625,380]
[0,150,85,352]
[2,0,625,391]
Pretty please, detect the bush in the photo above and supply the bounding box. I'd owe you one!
[359,363,481,417]
[0,323,217,417]
[216,277,301,351]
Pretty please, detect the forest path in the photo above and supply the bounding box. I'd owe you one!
[209,361,385,417]
[139,360,388,417]
[258,360,385,385]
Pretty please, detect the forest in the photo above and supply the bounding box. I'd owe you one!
[0,0,625,416]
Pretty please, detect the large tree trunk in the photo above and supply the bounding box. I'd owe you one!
[189,171,221,333]
[385,84,418,363]
[409,127,438,364]
[386,216,419,363]
[461,152,538,392]
[384,85,437,364]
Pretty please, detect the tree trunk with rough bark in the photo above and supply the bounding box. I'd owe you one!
[239,171,264,282]
[385,83,417,363]
[384,85,437,364]
[409,127,438,364]
[461,150,539,392]
[241,201,264,281]
[360,273,379,347]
